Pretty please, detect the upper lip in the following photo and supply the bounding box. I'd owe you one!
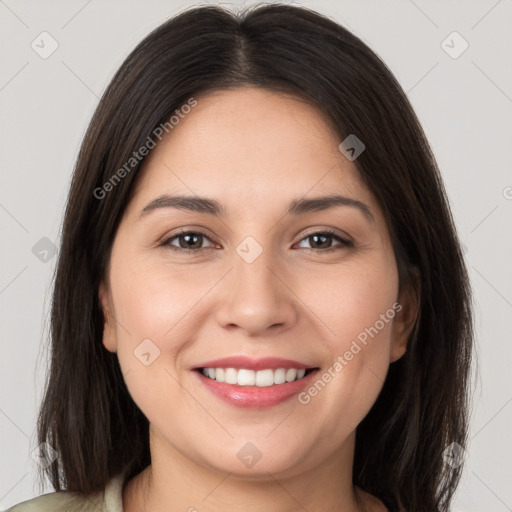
[192,356,317,371]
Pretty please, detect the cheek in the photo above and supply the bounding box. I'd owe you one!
[111,258,215,340]
[296,260,398,426]
[108,257,225,397]
[108,260,202,416]
[310,257,398,351]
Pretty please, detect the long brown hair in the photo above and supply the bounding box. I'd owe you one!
[36,4,473,511]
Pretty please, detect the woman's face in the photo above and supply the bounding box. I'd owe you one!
[100,87,415,479]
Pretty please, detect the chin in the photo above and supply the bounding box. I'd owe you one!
[199,443,313,479]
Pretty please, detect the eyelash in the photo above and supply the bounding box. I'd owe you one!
[160,229,353,254]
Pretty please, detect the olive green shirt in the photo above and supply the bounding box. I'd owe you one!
[5,473,125,512]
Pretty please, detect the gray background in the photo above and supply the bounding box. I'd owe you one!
[1,0,511,510]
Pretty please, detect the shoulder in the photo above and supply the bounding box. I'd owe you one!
[4,489,104,512]
[355,487,389,512]
[5,472,126,512]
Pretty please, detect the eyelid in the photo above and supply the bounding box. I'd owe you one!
[298,226,353,244]
[157,226,217,244]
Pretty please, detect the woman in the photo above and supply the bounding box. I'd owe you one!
[7,3,473,511]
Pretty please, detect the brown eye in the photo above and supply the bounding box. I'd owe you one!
[160,229,352,255]
[162,231,215,253]
[176,232,204,250]
[296,230,353,252]
[307,233,334,249]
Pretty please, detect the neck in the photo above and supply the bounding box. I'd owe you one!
[123,426,370,512]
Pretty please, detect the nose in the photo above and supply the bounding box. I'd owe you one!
[214,244,298,336]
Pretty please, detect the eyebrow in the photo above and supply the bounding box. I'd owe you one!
[138,193,374,222]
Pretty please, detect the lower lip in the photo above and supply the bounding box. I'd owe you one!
[194,369,319,408]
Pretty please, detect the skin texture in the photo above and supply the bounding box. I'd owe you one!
[99,87,418,512]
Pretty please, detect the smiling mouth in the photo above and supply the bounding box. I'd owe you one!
[196,367,319,387]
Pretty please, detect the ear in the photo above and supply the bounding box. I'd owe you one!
[99,280,117,353]
[390,269,421,363]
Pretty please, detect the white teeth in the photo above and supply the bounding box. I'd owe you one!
[285,369,297,382]
[255,369,274,387]
[200,367,310,386]
[238,369,255,386]
[274,368,286,384]
[224,368,238,384]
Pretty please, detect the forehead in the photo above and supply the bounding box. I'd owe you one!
[128,87,377,217]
